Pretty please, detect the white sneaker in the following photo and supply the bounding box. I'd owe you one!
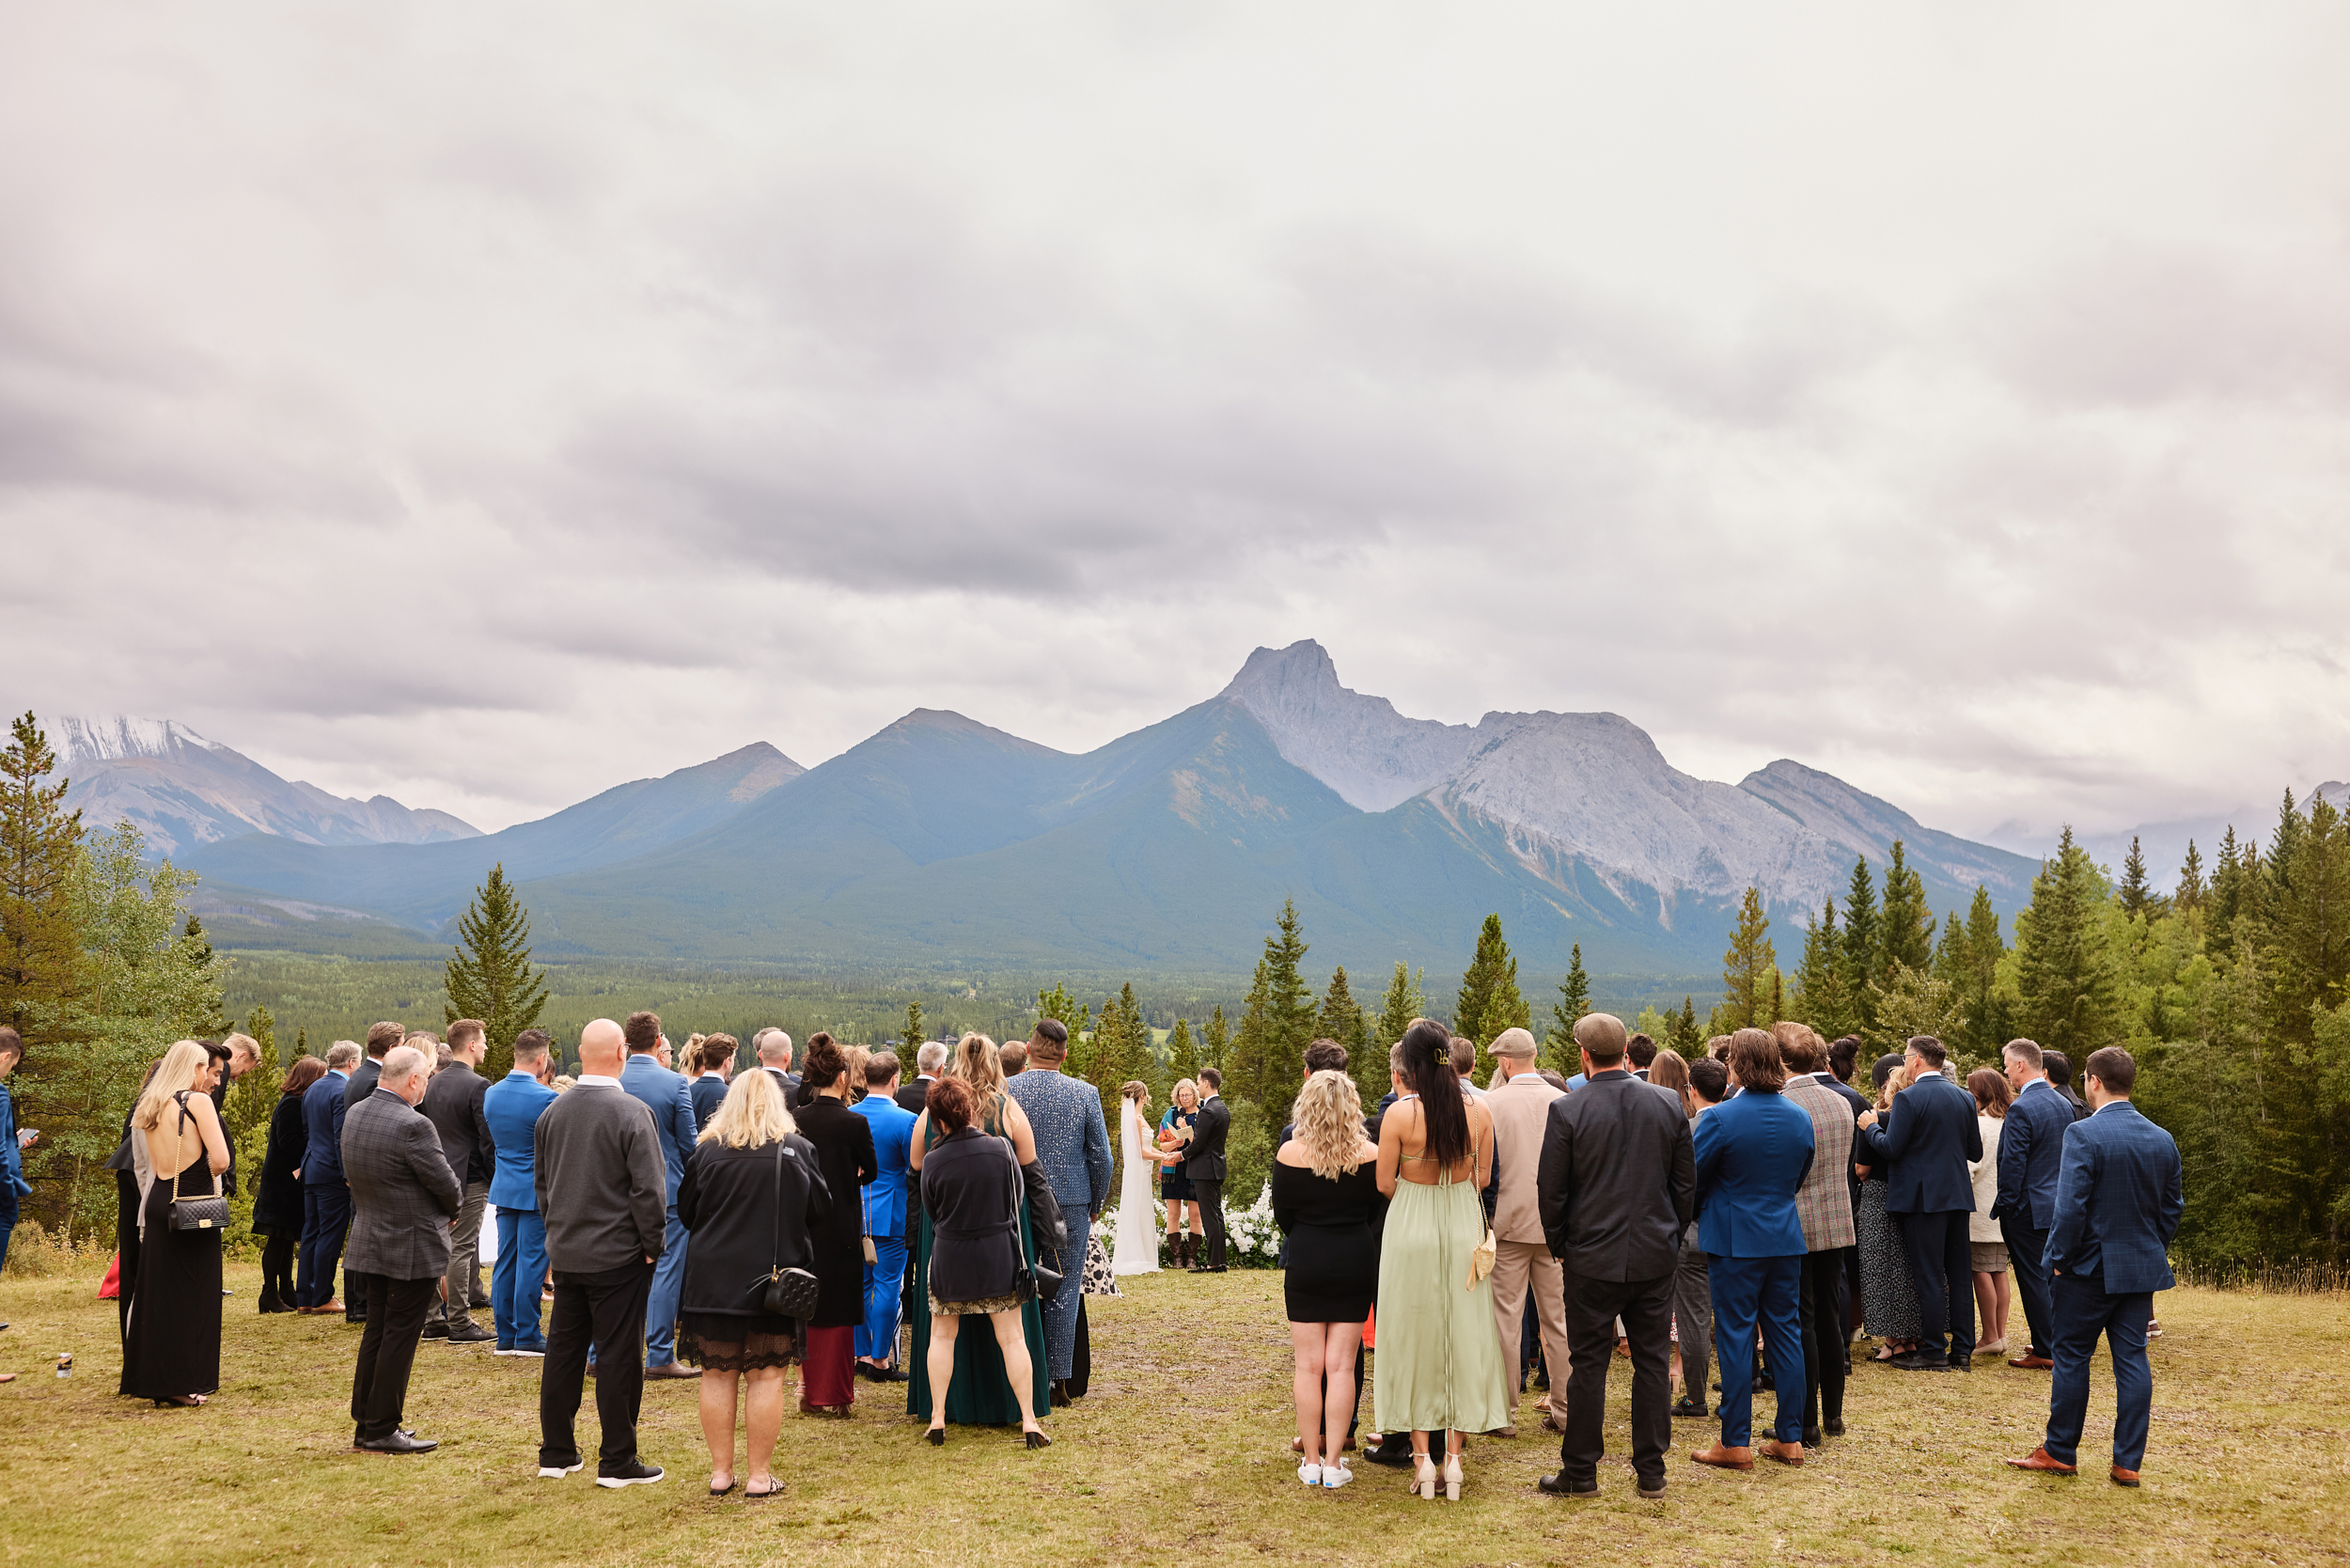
[537,1460,583,1480]
[1322,1464,1355,1489]
[509,1348,546,1358]
[1298,1462,1323,1485]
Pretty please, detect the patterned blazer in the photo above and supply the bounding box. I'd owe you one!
[1004,1068,1114,1216]
[1782,1075,1857,1251]
[341,1089,462,1281]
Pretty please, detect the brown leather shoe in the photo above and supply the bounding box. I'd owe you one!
[305,1300,346,1316]
[2005,1447,2077,1475]
[1759,1439,1805,1466]
[644,1362,700,1380]
[1691,1445,1754,1470]
[1541,1413,1567,1435]
[2110,1466,2140,1487]
[2008,1354,2054,1370]
[1486,1425,1518,1439]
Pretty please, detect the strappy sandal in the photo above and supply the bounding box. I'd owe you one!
[745,1479,784,1499]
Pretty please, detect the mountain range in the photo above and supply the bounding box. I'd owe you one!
[75,643,2050,979]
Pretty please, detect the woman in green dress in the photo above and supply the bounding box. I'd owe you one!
[1375,1019,1508,1501]
[907,1033,1052,1427]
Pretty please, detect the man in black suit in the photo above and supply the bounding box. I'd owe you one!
[339,1021,406,1326]
[896,1041,946,1114]
[754,1028,801,1104]
[1182,1067,1231,1273]
[422,1019,497,1344]
[1856,1036,1982,1371]
[1535,1013,1696,1500]
[340,1043,462,1454]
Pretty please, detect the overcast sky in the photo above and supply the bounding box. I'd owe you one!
[4,2,2345,844]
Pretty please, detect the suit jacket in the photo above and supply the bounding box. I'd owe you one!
[1536,1068,1695,1280]
[895,1076,932,1115]
[1782,1075,1858,1251]
[621,1052,698,1203]
[764,1067,804,1105]
[1183,1094,1231,1183]
[1692,1085,1814,1259]
[1005,1068,1114,1216]
[2044,1102,2183,1294]
[852,1090,919,1240]
[301,1070,352,1186]
[483,1070,558,1212]
[1995,1077,2072,1230]
[332,1058,383,1185]
[1856,1070,1982,1215]
[422,1060,495,1187]
[0,1080,24,1200]
[688,1073,728,1132]
[1487,1071,1566,1245]
[340,1088,462,1280]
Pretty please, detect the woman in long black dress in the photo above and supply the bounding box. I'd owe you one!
[1272,1069,1386,1489]
[120,1041,230,1406]
[252,1056,325,1313]
[791,1034,877,1415]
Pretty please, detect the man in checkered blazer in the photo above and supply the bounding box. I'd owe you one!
[1778,1024,1856,1448]
[341,1043,462,1454]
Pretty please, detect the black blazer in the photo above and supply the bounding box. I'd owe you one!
[422,1061,495,1186]
[676,1134,830,1318]
[895,1077,932,1115]
[252,1092,307,1238]
[1536,1069,1696,1281]
[1184,1095,1231,1182]
[792,1097,878,1326]
[922,1125,1026,1304]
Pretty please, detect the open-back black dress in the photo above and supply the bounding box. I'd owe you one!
[119,1092,223,1402]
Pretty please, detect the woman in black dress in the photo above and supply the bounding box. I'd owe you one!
[791,1034,877,1415]
[252,1056,325,1313]
[677,1069,830,1498]
[1272,1069,1386,1489]
[120,1041,230,1406]
[1159,1078,1202,1267]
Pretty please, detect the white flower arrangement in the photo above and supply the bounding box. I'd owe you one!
[1092,1183,1282,1268]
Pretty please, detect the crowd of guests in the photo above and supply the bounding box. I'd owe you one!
[1261,1014,2185,1499]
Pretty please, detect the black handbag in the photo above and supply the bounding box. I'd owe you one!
[165,1093,230,1231]
[1006,1143,1064,1300]
[744,1137,821,1320]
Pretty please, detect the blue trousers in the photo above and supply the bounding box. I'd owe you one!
[296,1184,351,1309]
[493,1208,550,1351]
[1709,1252,1806,1448]
[0,1186,18,1273]
[1038,1231,1081,1380]
[857,1236,910,1363]
[2043,1273,2154,1470]
[2001,1214,2053,1356]
[643,1205,688,1367]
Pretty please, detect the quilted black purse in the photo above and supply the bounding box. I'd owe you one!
[165,1093,230,1231]
[744,1137,821,1319]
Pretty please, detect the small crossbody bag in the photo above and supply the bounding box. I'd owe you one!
[165,1093,230,1231]
[744,1138,821,1320]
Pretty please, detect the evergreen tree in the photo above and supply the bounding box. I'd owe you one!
[2267,792,2349,1053]
[1166,1017,1199,1086]
[2175,839,2206,913]
[2118,835,2160,919]
[2013,826,2121,1060]
[1036,982,1081,1042]
[1840,855,1880,1032]
[1876,840,1935,983]
[901,998,924,1053]
[1547,942,1591,1074]
[1376,962,1426,1051]
[1202,1005,1229,1074]
[1454,914,1530,1069]
[443,863,552,1079]
[1791,898,1852,1041]
[1709,887,1777,1035]
[1230,901,1315,1113]
[295,1026,309,1060]
[1669,996,1702,1058]
[1316,964,1380,1108]
[0,713,84,1037]
[1934,886,2009,1058]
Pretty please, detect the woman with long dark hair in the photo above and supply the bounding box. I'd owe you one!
[791,1033,878,1415]
[1374,1018,1505,1501]
[253,1056,327,1312]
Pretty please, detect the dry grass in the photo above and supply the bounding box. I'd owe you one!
[0,1261,2343,1567]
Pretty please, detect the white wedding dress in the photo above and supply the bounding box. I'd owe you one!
[1112,1102,1162,1276]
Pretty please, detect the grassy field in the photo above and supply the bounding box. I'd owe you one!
[0,1262,2342,1567]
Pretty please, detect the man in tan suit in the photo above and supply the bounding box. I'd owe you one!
[1486,1027,1573,1437]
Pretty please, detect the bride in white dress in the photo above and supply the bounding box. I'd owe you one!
[1112,1082,1162,1276]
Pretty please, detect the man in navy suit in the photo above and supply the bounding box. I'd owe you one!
[296,1040,363,1313]
[1856,1036,1982,1371]
[2009,1046,2182,1486]
[1994,1038,2073,1370]
[619,1011,700,1378]
[485,1028,561,1356]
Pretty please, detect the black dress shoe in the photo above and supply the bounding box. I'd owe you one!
[1948,1355,1971,1372]
[1824,1418,1846,1437]
[355,1431,439,1454]
[1050,1380,1071,1407]
[1890,1350,1951,1372]
[1803,1427,1824,1448]
[876,1365,908,1382]
[1537,1471,1598,1497]
[421,1323,449,1340]
[445,1324,496,1344]
[1670,1397,1709,1419]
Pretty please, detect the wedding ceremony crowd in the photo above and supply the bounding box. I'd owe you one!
[45,991,2182,1502]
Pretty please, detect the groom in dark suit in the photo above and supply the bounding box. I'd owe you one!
[2009,1046,2182,1485]
[1856,1036,1982,1371]
[1182,1067,1231,1273]
[340,1043,462,1453]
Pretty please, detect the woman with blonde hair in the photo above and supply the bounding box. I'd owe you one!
[1158,1078,1204,1266]
[676,1068,831,1498]
[1274,1070,1385,1488]
[1855,1058,1922,1359]
[1111,1081,1161,1277]
[120,1040,230,1406]
[905,1033,1051,1426]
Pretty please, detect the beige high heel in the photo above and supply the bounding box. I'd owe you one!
[1442,1452,1463,1501]
[1412,1455,1438,1501]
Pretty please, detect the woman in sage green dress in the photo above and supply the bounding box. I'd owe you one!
[1374,1019,1508,1501]
[906,1034,1051,1426]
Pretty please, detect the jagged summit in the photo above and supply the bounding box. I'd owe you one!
[1219,639,1477,810]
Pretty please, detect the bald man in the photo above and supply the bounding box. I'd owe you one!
[533,1019,670,1489]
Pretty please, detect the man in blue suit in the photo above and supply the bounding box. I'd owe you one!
[851,1050,919,1380]
[1690,1027,1813,1471]
[619,1011,700,1378]
[1994,1038,2073,1371]
[2010,1046,2182,1485]
[485,1028,561,1356]
[296,1040,363,1313]
[1856,1036,1982,1371]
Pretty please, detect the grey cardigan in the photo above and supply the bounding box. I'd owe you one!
[535,1082,669,1275]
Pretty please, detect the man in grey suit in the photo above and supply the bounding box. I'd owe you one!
[338,1020,406,1327]
[422,1019,497,1344]
[340,1043,462,1454]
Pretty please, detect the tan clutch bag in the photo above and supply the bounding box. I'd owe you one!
[1466,1226,1497,1289]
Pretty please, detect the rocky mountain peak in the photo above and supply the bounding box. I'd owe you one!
[1218,639,1477,811]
